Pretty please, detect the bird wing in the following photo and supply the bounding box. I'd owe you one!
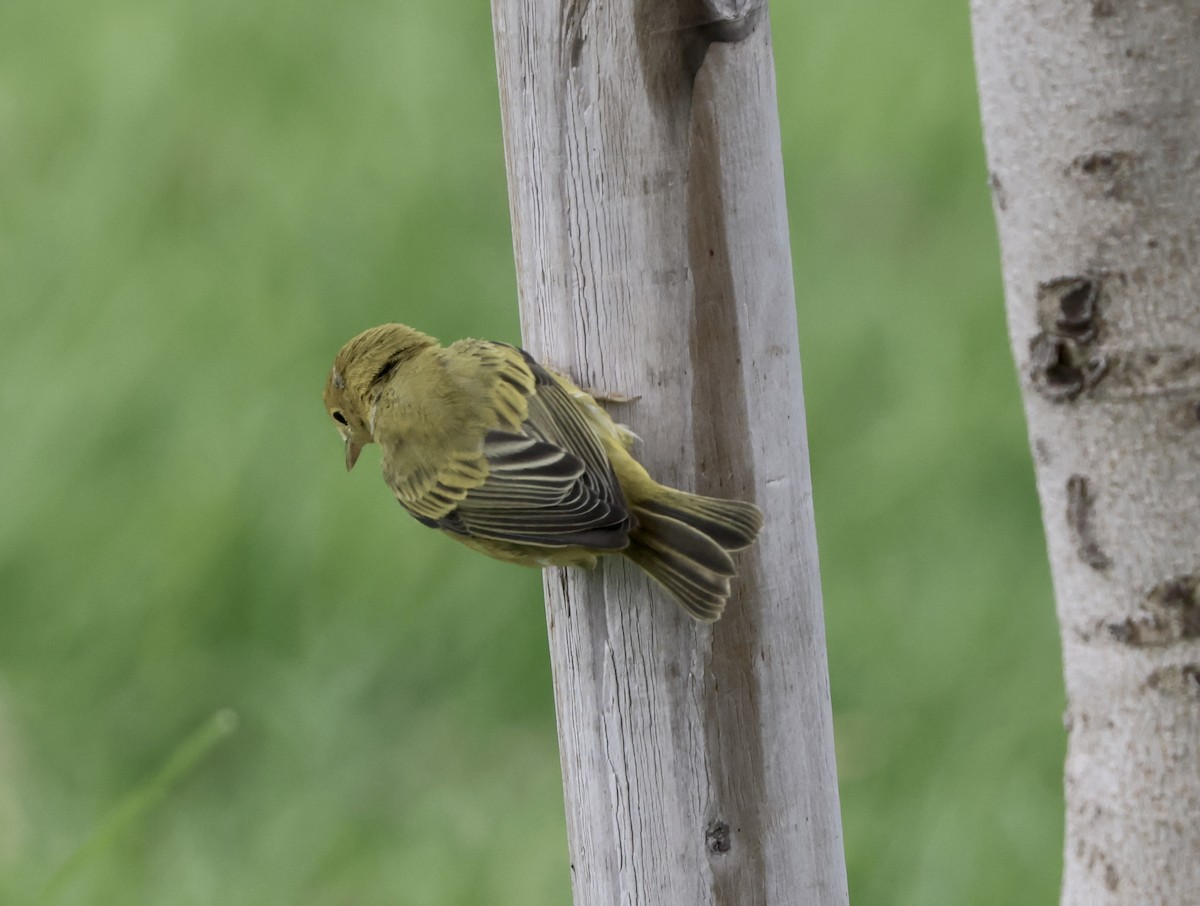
[395,343,634,551]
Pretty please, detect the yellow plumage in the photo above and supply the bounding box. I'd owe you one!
[323,323,763,621]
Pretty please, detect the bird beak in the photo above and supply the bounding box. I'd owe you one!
[345,438,363,471]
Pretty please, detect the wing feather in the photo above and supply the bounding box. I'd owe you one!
[396,343,633,551]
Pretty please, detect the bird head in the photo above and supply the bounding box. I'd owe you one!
[323,323,438,470]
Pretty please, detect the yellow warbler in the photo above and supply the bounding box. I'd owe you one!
[323,324,762,621]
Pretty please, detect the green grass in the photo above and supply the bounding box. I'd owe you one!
[0,1,1062,903]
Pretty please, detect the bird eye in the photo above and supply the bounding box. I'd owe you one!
[332,411,348,425]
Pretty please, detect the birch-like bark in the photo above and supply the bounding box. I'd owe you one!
[491,2,848,903]
[972,3,1200,903]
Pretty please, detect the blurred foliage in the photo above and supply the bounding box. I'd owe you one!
[0,0,1062,903]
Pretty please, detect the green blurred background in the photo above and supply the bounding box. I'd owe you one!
[0,1,1063,903]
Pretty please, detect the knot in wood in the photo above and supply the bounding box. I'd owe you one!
[705,819,732,854]
[694,0,762,43]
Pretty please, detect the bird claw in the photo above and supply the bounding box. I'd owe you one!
[582,388,641,404]
[542,360,640,404]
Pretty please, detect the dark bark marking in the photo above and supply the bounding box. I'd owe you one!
[1033,438,1052,466]
[1052,278,1099,341]
[1029,276,1110,401]
[1104,861,1120,892]
[1066,475,1111,571]
[1076,837,1121,892]
[1067,350,1200,402]
[1148,575,1200,617]
[1075,151,1129,175]
[1110,575,1200,646]
[1038,276,1102,342]
[1121,347,1200,391]
[1029,333,1108,402]
[987,171,1007,211]
[1066,150,1138,200]
[1146,664,1200,698]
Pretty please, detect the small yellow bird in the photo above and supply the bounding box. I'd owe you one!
[323,324,763,621]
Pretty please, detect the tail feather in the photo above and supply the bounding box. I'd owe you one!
[636,494,762,551]
[625,545,728,622]
[625,488,764,622]
[632,508,737,576]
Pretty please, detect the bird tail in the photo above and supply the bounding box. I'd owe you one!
[624,488,763,622]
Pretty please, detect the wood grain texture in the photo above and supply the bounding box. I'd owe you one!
[972,2,1200,903]
[491,2,847,903]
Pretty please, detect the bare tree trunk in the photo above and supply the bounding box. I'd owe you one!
[972,3,1200,903]
[490,2,847,903]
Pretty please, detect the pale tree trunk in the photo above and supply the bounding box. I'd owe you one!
[491,2,848,904]
[972,3,1200,903]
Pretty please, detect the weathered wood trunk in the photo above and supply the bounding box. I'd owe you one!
[972,2,1200,903]
[491,2,848,903]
